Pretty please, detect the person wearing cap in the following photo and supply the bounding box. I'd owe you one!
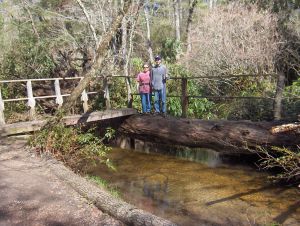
[136,63,151,114]
[151,55,168,116]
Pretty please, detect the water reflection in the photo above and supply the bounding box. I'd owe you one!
[175,147,220,167]
[91,148,300,226]
[116,136,221,167]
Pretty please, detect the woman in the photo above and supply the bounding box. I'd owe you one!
[136,63,151,113]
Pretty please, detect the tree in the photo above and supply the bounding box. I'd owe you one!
[182,3,281,89]
[186,0,198,54]
[144,0,154,62]
[61,0,135,113]
[173,0,181,42]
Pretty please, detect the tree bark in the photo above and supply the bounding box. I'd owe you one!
[121,16,133,107]
[124,0,142,107]
[186,0,198,54]
[61,0,133,114]
[273,71,285,120]
[76,0,98,49]
[173,0,181,42]
[144,0,154,62]
[119,115,300,154]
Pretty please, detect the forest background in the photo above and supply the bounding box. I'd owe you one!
[0,0,299,122]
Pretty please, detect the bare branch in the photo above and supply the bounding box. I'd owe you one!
[75,0,98,48]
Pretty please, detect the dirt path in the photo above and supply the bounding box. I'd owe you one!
[0,136,123,226]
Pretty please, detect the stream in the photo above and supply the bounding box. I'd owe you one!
[91,147,299,226]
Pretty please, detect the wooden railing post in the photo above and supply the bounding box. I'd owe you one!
[103,77,111,109]
[181,78,188,118]
[0,86,5,125]
[79,77,89,113]
[54,78,63,108]
[26,80,36,120]
[81,89,89,113]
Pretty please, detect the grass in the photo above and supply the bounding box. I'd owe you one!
[87,175,120,198]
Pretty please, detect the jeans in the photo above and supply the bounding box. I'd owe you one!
[140,93,151,113]
[153,83,166,113]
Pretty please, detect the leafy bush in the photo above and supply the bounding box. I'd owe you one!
[161,38,181,63]
[283,77,300,120]
[0,32,54,80]
[30,125,115,172]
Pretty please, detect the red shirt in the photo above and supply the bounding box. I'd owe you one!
[136,71,151,93]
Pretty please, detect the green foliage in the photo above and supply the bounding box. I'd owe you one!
[109,77,128,109]
[205,77,276,120]
[131,57,144,73]
[87,175,120,198]
[168,64,191,78]
[39,0,66,9]
[30,125,115,172]
[166,64,215,118]
[285,77,300,96]
[219,99,274,121]
[283,77,300,120]
[0,13,3,31]
[161,38,181,63]
[150,20,174,54]
[264,222,281,226]
[167,97,182,117]
[0,31,54,79]
[188,98,215,119]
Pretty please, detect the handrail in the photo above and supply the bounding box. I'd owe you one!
[0,73,276,84]
[2,92,99,102]
[0,77,100,124]
[0,73,295,123]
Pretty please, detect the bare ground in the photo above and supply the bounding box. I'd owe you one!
[0,136,123,226]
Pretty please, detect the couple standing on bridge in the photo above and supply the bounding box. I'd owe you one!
[136,55,168,116]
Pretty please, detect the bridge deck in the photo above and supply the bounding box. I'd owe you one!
[0,108,137,136]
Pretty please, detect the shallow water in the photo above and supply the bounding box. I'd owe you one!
[92,148,300,226]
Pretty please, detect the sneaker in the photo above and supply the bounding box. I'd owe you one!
[162,112,167,118]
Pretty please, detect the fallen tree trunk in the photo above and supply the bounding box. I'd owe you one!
[119,115,300,154]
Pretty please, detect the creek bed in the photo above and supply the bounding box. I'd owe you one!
[91,147,299,226]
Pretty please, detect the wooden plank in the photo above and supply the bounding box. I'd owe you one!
[0,108,137,136]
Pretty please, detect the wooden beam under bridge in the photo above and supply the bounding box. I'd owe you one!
[0,108,137,137]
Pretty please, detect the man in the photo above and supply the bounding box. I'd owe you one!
[151,55,168,116]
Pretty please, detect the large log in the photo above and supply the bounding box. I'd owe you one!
[119,115,300,154]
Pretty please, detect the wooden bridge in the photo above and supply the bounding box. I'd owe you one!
[0,77,137,136]
[1,74,299,136]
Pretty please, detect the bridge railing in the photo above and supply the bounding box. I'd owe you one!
[1,74,299,124]
[0,75,136,125]
[131,74,299,119]
[0,77,97,125]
